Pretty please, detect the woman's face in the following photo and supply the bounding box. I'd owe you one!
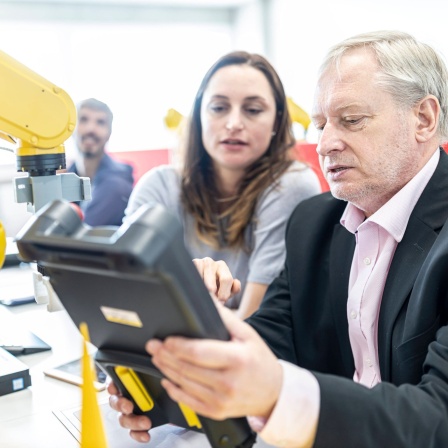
[200,64,277,180]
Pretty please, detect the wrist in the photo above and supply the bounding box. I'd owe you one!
[249,359,283,428]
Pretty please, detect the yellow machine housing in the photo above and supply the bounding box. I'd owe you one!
[0,50,76,174]
[0,49,91,264]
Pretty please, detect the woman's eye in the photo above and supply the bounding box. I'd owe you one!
[211,106,224,113]
[209,104,227,114]
[246,108,262,115]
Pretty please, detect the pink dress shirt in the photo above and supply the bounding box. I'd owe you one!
[251,150,440,447]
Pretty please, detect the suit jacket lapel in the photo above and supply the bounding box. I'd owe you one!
[378,149,448,380]
[329,223,356,377]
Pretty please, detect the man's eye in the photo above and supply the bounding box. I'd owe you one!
[345,117,363,125]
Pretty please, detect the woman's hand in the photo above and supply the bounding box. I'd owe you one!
[193,257,241,304]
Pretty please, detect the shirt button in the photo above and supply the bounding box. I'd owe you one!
[350,310,357,319]
[364,257,371,265]
[366,358,372,367]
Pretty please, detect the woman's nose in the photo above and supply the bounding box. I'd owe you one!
[225,112,244,132]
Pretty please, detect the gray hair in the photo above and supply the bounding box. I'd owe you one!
[77,98,113,131]
[319,30,448,142]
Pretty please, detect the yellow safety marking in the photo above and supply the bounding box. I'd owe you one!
[100,306,143,328]
[115,366,154,412]
[178,402,202,429]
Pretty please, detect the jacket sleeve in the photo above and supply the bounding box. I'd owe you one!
[246,265,298,365]
[313,324,448,448]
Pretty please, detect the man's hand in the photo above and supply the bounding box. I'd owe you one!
[108,382,152,443]
[108,306,283,439]
[147,304,283,421]
[193,257,241,304]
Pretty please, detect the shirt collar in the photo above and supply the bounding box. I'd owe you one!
[341,149,440,241]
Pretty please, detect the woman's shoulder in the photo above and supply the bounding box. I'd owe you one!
[275,160,321,191]
[137,164,181,188]
[141,164,179,180]
[255,161,321,215]
[127,164,183,215]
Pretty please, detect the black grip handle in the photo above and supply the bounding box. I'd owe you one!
[200,416,256,448]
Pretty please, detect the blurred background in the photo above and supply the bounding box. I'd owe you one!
[1,0,447,233]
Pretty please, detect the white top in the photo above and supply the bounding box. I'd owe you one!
[125,161,321,308]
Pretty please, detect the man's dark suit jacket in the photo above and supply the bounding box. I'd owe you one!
[248,149,448,447]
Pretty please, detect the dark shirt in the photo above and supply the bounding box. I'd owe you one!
[67,153,134,226]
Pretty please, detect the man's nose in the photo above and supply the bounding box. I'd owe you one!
[316,123,345,157]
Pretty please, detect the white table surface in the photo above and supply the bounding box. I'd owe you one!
[0,264,275,448]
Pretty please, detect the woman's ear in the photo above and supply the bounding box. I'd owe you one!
[414,95,440,143]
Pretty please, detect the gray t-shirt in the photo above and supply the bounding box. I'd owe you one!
[125,161,321,308]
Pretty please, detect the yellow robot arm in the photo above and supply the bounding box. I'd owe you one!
[286,97,311,134]
[164,108,184,131]
[0,49,91,214]
[0,49,76,153]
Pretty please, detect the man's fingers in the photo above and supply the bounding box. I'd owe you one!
[107,381,119,396]
[152,359,218,400]
[129,430,151,444]
[148,338,231,369]
[147,336,239,370]
[216,304,257,341]
[109,393,134,415]
[151,346,231,391]
[118,413,151,430]
[146,308,257,369]
[160,378,229,421]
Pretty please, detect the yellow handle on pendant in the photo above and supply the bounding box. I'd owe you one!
[0,222,6,269]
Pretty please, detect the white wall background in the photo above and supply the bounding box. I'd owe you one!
[1,0,448,235]
[2,0,447,152]
[265,0,448,142]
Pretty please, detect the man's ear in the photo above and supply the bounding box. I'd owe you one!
[414,95,440,143]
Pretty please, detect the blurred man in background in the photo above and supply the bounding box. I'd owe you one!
[68,98,134,226]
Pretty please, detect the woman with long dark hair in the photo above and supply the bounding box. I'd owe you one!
[125,51,320,319]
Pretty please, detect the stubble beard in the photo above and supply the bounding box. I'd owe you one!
[329,128,415,214]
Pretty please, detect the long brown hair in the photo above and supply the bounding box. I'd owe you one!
[180,51,295,250]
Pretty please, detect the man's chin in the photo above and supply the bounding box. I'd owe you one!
[329,185,358,203]
[81,149,103,159]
